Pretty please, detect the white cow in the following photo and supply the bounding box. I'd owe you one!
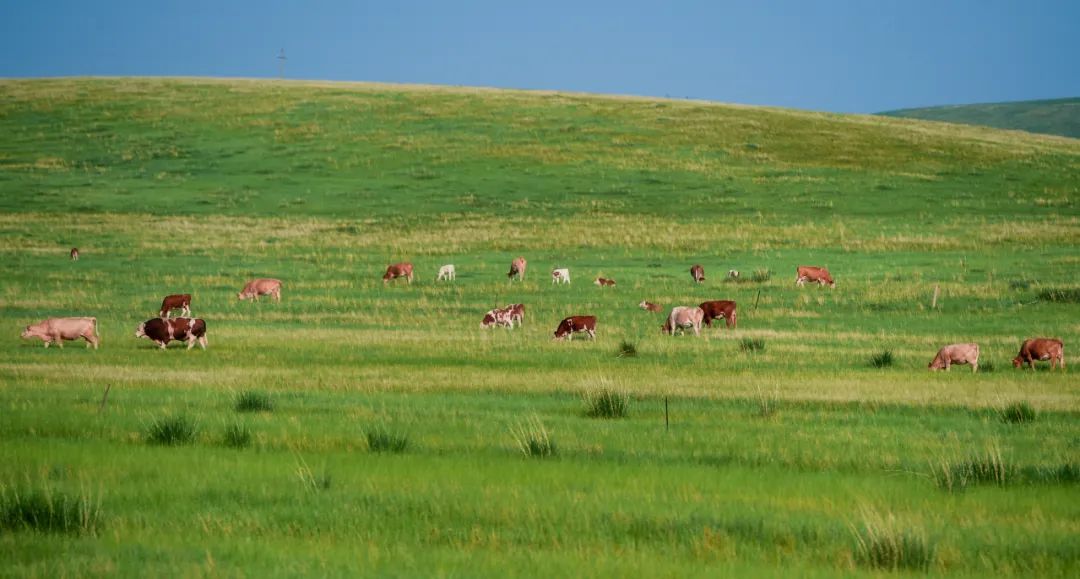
[437,264,456,281]
[551,268,570,284]
[662,306,704,336]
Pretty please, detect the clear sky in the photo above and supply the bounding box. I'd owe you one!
[2,0,1078,113]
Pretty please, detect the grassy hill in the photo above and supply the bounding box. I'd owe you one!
[880,97,1080,139]
[1,78,1078,577]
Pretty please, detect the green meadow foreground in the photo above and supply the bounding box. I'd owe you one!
[0,79,1078,576]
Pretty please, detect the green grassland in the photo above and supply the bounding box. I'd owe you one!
[1,78,1078,576]
[880,97,1080,140]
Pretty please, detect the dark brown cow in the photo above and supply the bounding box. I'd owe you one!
[508,257,527,282]
[159,294,192,319]
[135,317,208,350]
[639,300,662,312]
[594,277,616,287]
[796,265,835,288]
[690,264,705,283]
[383,262,414,284]
[1012,338,1065,370]
[699,300,737,328]
[553,315,597,341]
[70,247,79,261]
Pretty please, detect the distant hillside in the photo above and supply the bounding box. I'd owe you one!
[880,97,1080,139]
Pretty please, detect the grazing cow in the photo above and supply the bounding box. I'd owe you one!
[594,277,616,287]
[699,300,738,329]
[690,264,705,283]
[728,269,739,279]
[481,304,525,329]
[639,300,662,313]
[928,343,980,373]
[796,265,835,288]
[383,263,414,284]
[552,268,571,284]
[159,294,192,319]
[238,278,282,302]
[662,306,705,336]
[135,317,208,350]
[436,264,456,281]
[508,257,527,282]
[21,317,99,349]
[506,303,525,327]
[70,247,79,261]
[1012,338,1065,370]
[552,315,597,341]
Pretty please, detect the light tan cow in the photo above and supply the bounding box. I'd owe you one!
[508,257,527,282]
[639,300,662,312]
[796,265,835,288]
[21,317,99,349]
[928,343,980,373]
[662,306,705,336]
[238,278,282,302]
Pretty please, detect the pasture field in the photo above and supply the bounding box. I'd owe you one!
[0,78,1078,576]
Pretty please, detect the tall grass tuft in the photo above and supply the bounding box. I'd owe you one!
[739,338,765,353]
[294,456,331,492]
[366,426,410,453]
[869,350,894,368]
[146,414,198,446]
[979,359,995,373]
[616,340,638,358]
[235,390,274,413]
[223,422,252,448]
[1038,287,1080,303]
[583,388,629,419]
[511,416,557,459]
[851,509,936,572]
[931,442,1010,492]
[1000,401,1036,424]
[0,480,102,535]
[755,389,779,419]
[751,268,771,283]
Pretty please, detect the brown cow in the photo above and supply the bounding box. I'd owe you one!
[594,277,616,287]
[21,317,99,349]
[506,303,525,327]
[662,306,704,336]
[699,300,737,328]
[508,257,527,282]
[690,264,705,283]
[135,317,208,350]
[70,247,79,261]
[796,265,835,288]
[639,300,662,312]
[928,343,980,373]
[1012,338,1065,370]
[159,294,192,318]
[238,278,282,301]
[383,263,414,284]
[553,315,597,341]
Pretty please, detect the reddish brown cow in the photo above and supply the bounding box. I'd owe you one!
[1012,338,1065,370]
[159,294,192,318]
[552,316,597,341]
[135,317,208,350]
[238,279,282,302]
[796,265,835,288]
[21,317,99,349]
[594,277,616,287]
[690,264,705,283]
[70,247,79,261]
[508,257,527,282]
[639,300,662,312]
[699,300,737,328]
[506,303,525,326]
[928,343,980,373]
[382,263,414,284]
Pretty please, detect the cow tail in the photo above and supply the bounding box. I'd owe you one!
[90,317,99,336]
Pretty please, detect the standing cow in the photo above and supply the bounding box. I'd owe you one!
[238,278,282,301]
[662,306,704,336]
[552,268,571,284]
[1012,338,1065,370]
[552,316,597,341]
[383,263,414,284]
[70,247,79,261]
[928,343,980,373]
[21,317,99,349]
[508,257,527,282]
[699,300,737,328]
[135,317,208,350]
[690,264,705,283]
[796,266,835,288]
[437,264,456,281]
[159,294,192,318]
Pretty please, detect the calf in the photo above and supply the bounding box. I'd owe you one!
[135,317,208,350]
[928,343,980,373]
[436,264,456,281]
[639,300,662,313]
[662,306,704,336]
[238,278,282,302]
[70,247,79,261]
[553,315,597,341]
[159,294,192,318]
[383,263,414,284]
[21,317,99,349]
[727,269,739,279]
[552,268,571,284]
[594,277,616,287]
[796,265,835,288]
[1012,338,1065,370]
[699,300,737,328]
[508,257,527,282]
[690,264,705,283]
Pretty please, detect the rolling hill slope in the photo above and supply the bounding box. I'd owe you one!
[880,97,1080,139]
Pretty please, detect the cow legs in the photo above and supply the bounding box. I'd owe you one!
[588,329,596,340]
[199,336,208,350]
[183,306,191,317]
[84,333,99,349]
[54,332,63,348]
[971,361,978,373]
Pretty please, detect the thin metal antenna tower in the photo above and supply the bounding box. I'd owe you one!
[277,49,287,79]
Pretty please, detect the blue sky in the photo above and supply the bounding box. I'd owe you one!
[2,0,1078,113]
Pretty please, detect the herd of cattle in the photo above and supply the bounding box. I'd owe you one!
[17,253,1066,370]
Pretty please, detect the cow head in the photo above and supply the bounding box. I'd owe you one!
[20,326,33,339]
[237,292,247,300]
[135,322,147,339]
[1011,357,1023,368]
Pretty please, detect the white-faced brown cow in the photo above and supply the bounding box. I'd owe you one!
[159,294,192,318]
[135,317,208,350]
[1012,338,1065,370]
[70,247,79,261]
[437,264,456,281]
[928,343,980,373]
[508,257,527,282]
[383,263,414,285]
[553,315,596,341]
[21,317,99,349]
[699,300,737,329]
[238,278,282,302]
[796,265,835,288]
[594,277,616,287]
[662,306,704,336]
[552,268,570,284]
[639,300,662,312]
[690,264,705,283]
